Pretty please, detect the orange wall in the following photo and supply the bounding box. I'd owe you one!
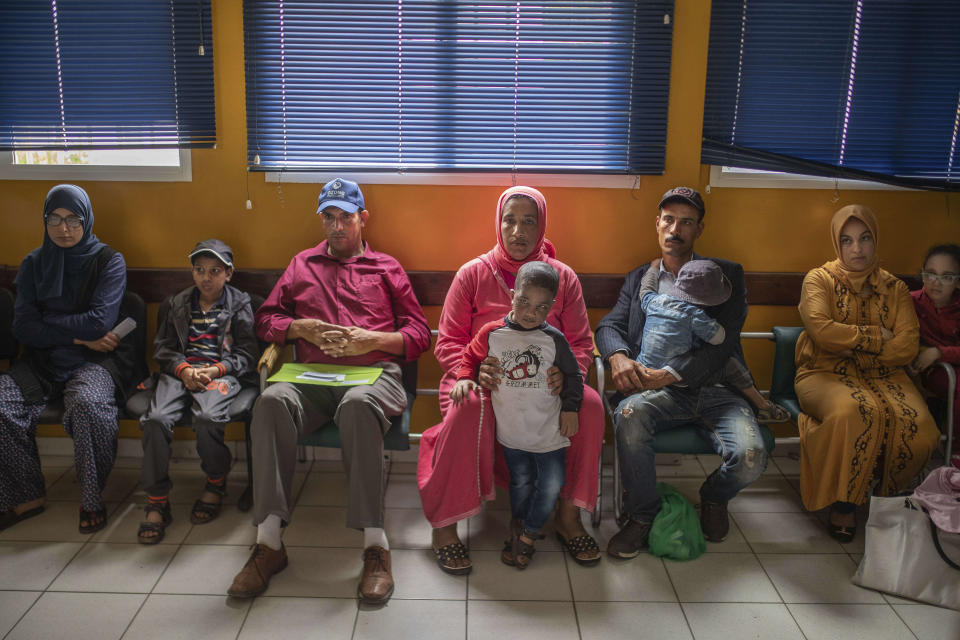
[3,0,958,438]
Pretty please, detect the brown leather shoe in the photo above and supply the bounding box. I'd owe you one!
[358,546,394,605]
[700,500,730,542]
[227,543,288,598]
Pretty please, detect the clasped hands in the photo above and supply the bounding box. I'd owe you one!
[295,318,378,358]
[179,365,221,392]
[608,352,676,395]
[448,356,579,437]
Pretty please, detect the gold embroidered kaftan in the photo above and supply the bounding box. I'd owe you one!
[795,264,939,511]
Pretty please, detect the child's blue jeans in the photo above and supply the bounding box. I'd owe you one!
[502,445,566,534]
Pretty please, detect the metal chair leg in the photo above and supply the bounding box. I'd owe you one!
[591,448,603,527]
[238,416,254,512]
[934,362,956,464]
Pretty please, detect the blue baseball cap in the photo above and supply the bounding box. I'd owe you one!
[316,178,365,214]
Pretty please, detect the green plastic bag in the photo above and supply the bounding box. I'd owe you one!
[648,482,706,561]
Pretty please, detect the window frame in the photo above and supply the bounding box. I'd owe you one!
[707,165,912,191]
[0,149,192,182]
[264,170,639,188]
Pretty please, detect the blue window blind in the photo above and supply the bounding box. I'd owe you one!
[702,0,960,191]
[243,1,674,173]
[0,1,216,150]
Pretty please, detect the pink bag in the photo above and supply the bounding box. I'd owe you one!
[913,467,960,534]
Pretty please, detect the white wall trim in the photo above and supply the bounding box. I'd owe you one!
[707,164,912,191]
[264,170,643,189]
[0,149,192,182]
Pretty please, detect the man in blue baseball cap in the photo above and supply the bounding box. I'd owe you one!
[229,178,431,605]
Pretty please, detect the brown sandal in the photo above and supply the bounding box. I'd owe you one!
[511,519,536,570]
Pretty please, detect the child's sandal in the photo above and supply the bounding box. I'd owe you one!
[510,520,537,570]
[190,478,227,525]
[756,402,791,422]
[138,501,172,545]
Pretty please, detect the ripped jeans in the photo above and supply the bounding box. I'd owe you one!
[614,384,768,523]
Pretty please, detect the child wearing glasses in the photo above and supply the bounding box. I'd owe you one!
[910,243,960,469]
[137,239,259,543]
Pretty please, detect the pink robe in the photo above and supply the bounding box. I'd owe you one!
[417,250,604,527]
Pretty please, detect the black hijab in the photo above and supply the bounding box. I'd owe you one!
[16,184,106,300]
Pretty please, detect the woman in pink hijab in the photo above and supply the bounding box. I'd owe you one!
[418,186,604,573]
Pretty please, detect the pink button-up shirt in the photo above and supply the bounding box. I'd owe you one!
[255,241,431,366]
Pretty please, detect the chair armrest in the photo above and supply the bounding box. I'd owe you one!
[932,362,955,458]
[593,353,615,418]
[258,343,284,391]
[932,361,957,392]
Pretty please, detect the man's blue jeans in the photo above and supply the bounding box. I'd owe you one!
[614,385,768,523]
[502,445,566,533]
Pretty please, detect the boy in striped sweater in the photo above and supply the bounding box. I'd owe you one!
[137,239,258,543]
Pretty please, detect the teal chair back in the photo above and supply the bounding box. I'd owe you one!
[769,326,805,421]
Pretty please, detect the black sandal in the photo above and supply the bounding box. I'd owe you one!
[827,509,857,543]
[556,532,602,567]
[138,501,173,545]
[190,478,226,525]
[431,529,472,575]
[0,505,45,532]
[78,506,108,534]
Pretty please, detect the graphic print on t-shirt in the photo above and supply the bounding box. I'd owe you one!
[503,345,543,386]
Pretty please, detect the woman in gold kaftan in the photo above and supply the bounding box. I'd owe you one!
[794,205,939,542]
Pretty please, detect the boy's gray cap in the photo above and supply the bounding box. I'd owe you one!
[672,260,731,307]
[189,239,234,268]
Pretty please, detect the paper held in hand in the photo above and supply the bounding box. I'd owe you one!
[267,363,383,387]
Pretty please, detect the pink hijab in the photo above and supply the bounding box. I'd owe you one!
[491,186,556,273]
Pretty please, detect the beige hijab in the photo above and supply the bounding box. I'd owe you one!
[825,204,881,293]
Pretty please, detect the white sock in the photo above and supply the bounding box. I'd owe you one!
[256,514,283,551]
[363,527,389,551]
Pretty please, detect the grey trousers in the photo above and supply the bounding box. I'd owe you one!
[139,373,240,497]
[251,361,406,529]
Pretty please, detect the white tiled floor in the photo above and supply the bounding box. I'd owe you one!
[1,450,958,639]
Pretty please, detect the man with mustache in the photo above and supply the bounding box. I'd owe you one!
[228,178,430,604]
[595,187,767,557]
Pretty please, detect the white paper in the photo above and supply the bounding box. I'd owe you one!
[111,317,137,339]
[296,372,346,382]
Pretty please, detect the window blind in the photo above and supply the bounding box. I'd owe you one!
[0,1,216,150]
[243,0,674,173]
[702,0,960,190]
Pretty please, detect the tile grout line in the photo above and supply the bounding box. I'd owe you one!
[5,464,107,639]
[0,591,42,640]
[886,602,921,640]
[116,593,152,640]
[658,555,696,639]
[560,547,585,640]
[348,599,361,640]
[732,477,812,640]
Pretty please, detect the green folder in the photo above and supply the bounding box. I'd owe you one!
[267,363,383,387]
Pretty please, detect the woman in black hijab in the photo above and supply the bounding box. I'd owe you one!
[0,184,129,533]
